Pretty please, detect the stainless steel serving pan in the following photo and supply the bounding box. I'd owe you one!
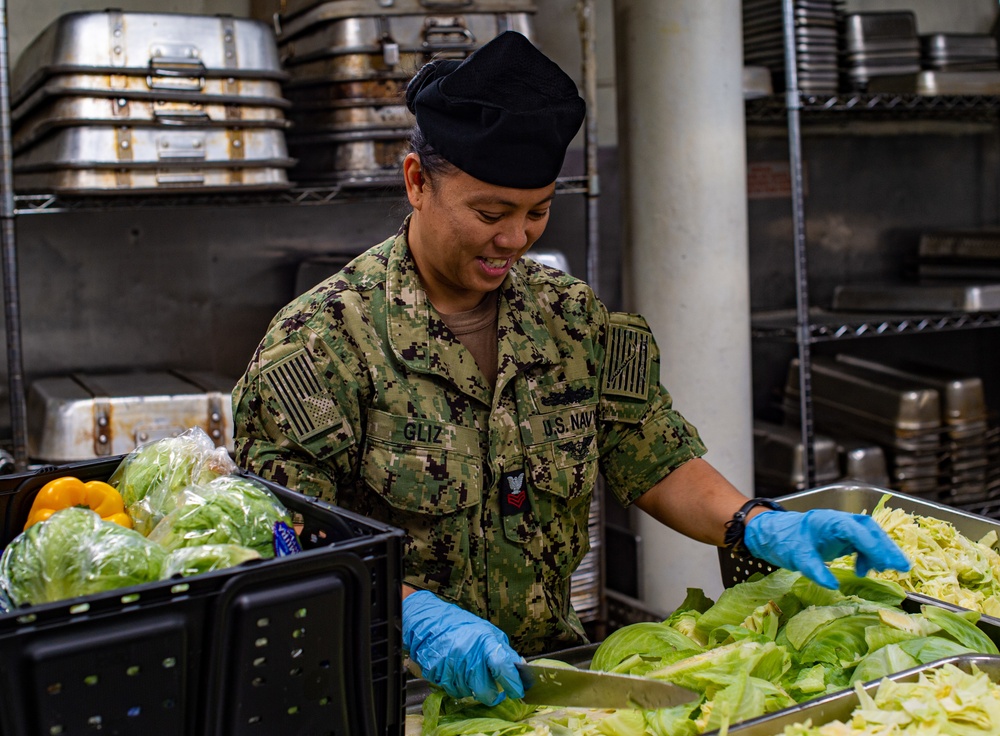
[834,355,987,428]
[11,74,289,115]
[12,11,286,103]
[14,126,293,170]
[833,282,1000,313]
[277,0,535,41]
[725,655,1000,735]
[280,12,533,67]
[753,420,840,493]
[13,97,289,154]
[843,11,919,53]
[868,70,1000,95]
[786,356,943,436]
[13,166,292,194]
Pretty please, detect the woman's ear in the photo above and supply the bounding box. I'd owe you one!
[403,153,425,208]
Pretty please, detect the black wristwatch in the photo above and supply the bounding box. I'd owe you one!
[724,497,786,556]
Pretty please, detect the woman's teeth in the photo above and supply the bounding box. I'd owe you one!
[482,257,507,268]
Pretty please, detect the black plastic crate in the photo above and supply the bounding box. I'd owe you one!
[0,456,405,736]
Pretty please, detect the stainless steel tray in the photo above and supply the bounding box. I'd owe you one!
[833,282,1000,313]
[868,70,1000,95]
[919,229,1000,261]
[280,12,533,67]
[14,126,292,170]
[725,654,1000,735]
[843,11,918,52]
[11,74,289,114]
[277,0,536,41]
[13,10,286,102]
[835,355,987,428]
[13,97,289,154]
[13,166,292,195]
[753,420,840,492]
[786,356,943,435]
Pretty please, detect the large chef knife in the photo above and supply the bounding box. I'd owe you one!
[515,661,699,710]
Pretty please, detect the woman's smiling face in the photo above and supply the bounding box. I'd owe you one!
[403,153,556,314]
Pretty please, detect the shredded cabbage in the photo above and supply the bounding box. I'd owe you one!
[829,496,1000,617]
[782,663,1000,735]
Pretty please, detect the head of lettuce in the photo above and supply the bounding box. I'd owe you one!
[0,507,166,606]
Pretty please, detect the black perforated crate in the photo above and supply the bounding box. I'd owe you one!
[0,456,404,736]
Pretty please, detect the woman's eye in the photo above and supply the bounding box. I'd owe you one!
[528,210,550,220]
[477,211,502,222]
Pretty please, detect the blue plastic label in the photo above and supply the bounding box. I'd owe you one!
[274,521,303,557]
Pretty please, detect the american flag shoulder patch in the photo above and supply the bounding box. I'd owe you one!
[602,314,651,401]
[262,349,341,441]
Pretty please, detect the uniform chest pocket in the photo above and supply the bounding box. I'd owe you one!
[525,431,599,506]
[362,410,483,513]
[361,410,482,596]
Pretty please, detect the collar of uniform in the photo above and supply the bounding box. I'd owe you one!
[384,223,561,398]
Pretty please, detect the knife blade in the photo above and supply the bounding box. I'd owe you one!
[515,661,699,710]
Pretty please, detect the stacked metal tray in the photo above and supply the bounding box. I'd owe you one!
[742,0,844,95]
[917,229,1000,281]
[10,11,295,194]
[783,356,946,498]
[274,0,535,187]
[842,11,921,92]
[921,32,999,72]
[836,355,993,511]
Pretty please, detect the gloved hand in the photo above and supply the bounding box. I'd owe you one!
[744,509,911,590]
[402,590,525,705]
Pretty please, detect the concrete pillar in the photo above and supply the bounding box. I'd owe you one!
[613,0,752,611]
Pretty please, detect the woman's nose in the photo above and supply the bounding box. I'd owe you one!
[495,219,528,250]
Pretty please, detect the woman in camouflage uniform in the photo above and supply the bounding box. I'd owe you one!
[233,31,909,707]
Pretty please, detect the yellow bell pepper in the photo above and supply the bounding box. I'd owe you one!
[24,476,133,530]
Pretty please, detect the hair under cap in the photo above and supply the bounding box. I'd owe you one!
[405,31,586,189]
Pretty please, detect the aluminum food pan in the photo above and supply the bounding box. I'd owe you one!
[786,357,942,435]
[13,97,289,154]
[921,33,997,57]
[11,74,289,114]
[868,70,1000,95]
[725,654,1000,735]
[13,10,285,103]
[843,11,918,52]
[13,166,292,195]
[279,12,533,67]
[919,230,1000,261]
[753,420,840,492]
[833,282,1000,313]
[14,126,291,170]
[277,0,536,41]
[835,355,987,427]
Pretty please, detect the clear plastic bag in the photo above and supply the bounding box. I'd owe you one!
[161,544,261,579]
[0,507,166,606]
[109,427,236,536]
[147,474,292,558]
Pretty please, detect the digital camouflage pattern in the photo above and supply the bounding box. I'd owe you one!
[233,219,706,655]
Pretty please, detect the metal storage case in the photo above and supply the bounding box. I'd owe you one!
[10,10,295,194]
[26,371,236,462]
[275,0,535,186]
[0,456,405,736]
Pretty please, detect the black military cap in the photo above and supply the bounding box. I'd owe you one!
[405,31,586,189]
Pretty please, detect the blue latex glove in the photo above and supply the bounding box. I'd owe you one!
[402,590,525,705]
[744,509,911,590]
